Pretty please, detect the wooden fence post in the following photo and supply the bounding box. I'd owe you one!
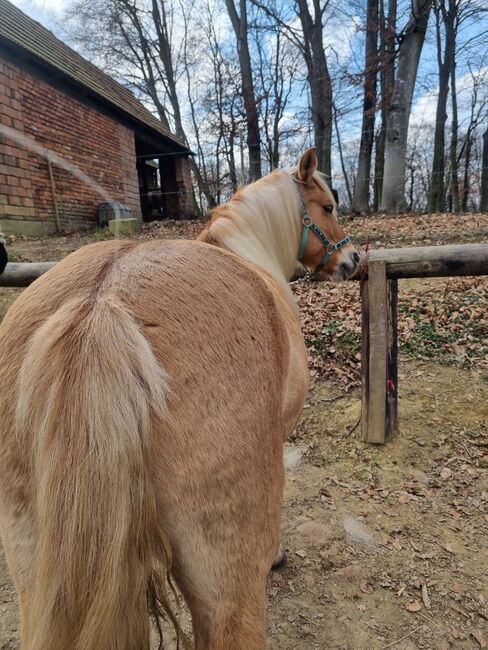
[362,264,399,444]
[364,260,387,443]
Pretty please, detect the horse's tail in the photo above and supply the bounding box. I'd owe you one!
[16,295,175,650]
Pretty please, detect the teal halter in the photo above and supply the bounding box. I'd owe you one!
[293,177,351,277]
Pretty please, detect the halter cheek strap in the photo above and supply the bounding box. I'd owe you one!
[293,177,351,277]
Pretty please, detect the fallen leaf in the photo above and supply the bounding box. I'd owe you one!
[471,629,487,648]
[440,467,452,479]
[421,584,431,610]
[405,600,422,612]
[360,581,374,594]
[398,494,411,504]
[450,583,465,594]
[295,549,306,558]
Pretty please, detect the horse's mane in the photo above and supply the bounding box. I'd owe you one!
[203,168,334,281]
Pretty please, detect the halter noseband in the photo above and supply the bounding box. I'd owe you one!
[293,176,351,278]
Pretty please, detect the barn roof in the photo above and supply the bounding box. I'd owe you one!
[0,0,190,154]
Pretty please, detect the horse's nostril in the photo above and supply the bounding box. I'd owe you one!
[352,252,360,264]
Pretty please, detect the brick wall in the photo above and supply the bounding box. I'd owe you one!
[0,56,142,233]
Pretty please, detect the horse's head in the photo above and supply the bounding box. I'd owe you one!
[293,148,359,282]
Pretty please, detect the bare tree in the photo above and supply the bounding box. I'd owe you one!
[449,55,460,211]
[251,0,333,181]
[429,0,457,213]
[254,27,299,171]
[66,0,217,209]
[352,0,379,214]
[380,0,432,212]
[334,105,353,207]
[373,0,397,211]
[458,68,486,210]
[225,0,262,181]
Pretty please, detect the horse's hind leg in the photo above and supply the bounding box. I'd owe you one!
[168,459,284,649]
[0,506,36,647]
[189,581,268,650]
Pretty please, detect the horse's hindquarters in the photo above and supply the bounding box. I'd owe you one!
[0,238,301,650]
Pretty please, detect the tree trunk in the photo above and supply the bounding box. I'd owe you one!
[480,128,488,212]
[450,61,460,212]
[429,0,456,213]
[225,0,262,181]
[352,0,379,214]
[334,108,353,207]
[297,0,333,182]
[380,0,432,212]
[374,0,396,211]
[152,0,186,142]
[374,127,385,211]
[462,135,472,211]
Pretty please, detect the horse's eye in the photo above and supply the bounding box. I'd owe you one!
[323,205,333,214]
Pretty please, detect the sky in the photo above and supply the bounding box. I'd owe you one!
[9,0,62,27]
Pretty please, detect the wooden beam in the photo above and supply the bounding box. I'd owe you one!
[0,262,55,287]
[366,260,388,444]
[353,243,488,279]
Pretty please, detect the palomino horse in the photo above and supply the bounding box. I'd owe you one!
[0,148,358,650]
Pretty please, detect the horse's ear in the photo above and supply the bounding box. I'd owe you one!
[297,148,317,183]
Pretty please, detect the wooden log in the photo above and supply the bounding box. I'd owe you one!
[366,260,388,444]
[0,262,56,287]
[352,243,488,280]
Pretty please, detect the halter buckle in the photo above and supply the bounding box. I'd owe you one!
[301,216,312,226]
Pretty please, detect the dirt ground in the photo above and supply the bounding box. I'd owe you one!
[1,219,487,649]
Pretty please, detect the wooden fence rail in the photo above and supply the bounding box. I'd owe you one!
[358,243,488,443]
[2,243,488,444]
[0,262,55,287]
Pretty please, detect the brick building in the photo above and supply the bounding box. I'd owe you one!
[0,0,194,236]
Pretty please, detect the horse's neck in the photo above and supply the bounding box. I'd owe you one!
[205,222,292,288]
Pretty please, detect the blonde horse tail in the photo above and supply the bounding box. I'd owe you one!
[16,295,175,650]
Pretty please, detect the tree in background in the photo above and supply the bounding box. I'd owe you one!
[351,0,378,214]
[63,0,488,214]
[380,0,432,212]
[374,0,396,212]
[251,0,334,182]
[225,0,262,181]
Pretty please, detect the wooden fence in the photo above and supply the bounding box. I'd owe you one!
[2,243,488,444]
[358,244,488,443]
